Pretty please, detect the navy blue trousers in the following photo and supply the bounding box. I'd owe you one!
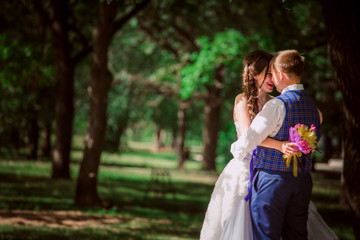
[250,169,312,240]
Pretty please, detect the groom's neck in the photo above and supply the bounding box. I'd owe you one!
[284,76,301,87]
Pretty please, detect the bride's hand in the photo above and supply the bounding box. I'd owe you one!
[281,141,299,156]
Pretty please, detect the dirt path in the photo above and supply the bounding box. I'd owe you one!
[0,209,129,229]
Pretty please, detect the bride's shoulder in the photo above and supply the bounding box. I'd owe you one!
[234,93,249,112]
[235,93,247,105]
[234,93,249,120]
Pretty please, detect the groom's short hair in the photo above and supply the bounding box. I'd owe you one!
[271,50,305,77]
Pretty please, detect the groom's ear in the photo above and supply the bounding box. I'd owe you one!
[278,70,284,81]
[279,70,286,81]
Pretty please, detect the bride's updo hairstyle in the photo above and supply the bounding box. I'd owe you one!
[242,50,273,121]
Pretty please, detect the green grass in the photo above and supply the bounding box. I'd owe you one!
[0,139,355,240]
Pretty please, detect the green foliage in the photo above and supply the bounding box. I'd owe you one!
[0,35,53,90]
[150,96,179,131]
[180,29,259,99]
[104,82,146,151]
[0,33,55,149]
[184,100,205,144]
[105,21,181,149]
[73,59,91,135]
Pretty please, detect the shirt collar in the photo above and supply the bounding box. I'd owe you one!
[281,84,304,94]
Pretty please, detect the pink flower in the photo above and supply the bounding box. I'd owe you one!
[310,124,316,132]
[288,123,318,155]
[298,140,312,154]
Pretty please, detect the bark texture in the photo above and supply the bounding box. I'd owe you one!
[201,65,225,170]
[49,0,74,179]
[320,0,360,238]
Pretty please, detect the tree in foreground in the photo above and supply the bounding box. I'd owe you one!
[75,0,150,206]
[320,0,360,238]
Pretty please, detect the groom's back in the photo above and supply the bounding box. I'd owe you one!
[253,89,321,173]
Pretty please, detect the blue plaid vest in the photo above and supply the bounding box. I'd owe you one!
[253,90,321,173]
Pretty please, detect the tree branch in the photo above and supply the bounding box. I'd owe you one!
[68,24,93,65]
[113,0,151,34]
[172,18,200,52]
[72,45,93,66]
[138,22,180,59]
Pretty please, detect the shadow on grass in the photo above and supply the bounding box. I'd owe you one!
[70,147,178,160]
[96,177,213,216]
[0,172,77,211]
[0,226,142,240]
[0,170,212,217]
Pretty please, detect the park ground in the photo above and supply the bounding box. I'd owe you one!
[0,137,355,240]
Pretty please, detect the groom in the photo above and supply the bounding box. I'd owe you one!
[231,49,321,239]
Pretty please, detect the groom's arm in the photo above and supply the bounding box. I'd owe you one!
[230,99,285,160]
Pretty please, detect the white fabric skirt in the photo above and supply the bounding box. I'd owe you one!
[220,198,253,240]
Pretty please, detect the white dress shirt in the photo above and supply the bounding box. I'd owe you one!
[230,84,305,160]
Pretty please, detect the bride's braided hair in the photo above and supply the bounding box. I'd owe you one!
[242,50,272,121]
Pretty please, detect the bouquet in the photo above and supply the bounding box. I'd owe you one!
[283,124,318,177]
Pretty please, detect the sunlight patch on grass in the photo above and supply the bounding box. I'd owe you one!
[0,160,51,177]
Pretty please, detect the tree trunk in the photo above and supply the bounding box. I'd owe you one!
[115,125,126,150]
[171,128,177,150]
[339,172,347,205]
[49,0,74,179]
[320,0,360,238]
[177,100,189,170]
[201,66,224,170]
[75,1,116,206]
[41,123,52,158]
[75,0,150,206]
[10,128,21,156]
[28,116,39,160]
[105,124,126,152]
[154,126,164,150]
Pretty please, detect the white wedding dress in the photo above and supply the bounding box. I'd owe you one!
[200,123,339,240]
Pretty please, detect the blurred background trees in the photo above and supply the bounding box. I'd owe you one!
[1,0,359,238]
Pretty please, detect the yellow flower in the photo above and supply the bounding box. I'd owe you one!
[302,130,317,149]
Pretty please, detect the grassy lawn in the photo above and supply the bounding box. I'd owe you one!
[0,138,355,240]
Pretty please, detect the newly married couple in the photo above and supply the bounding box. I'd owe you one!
[200,50,339,240]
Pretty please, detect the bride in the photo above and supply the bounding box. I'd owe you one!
[200,50,339,240]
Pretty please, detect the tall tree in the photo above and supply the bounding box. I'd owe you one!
[48,0,75,178]
[75,0,150,206]
[34,0,95,178]
[177,100,189,169]
[180,30,257,170]
[320,0,360,238]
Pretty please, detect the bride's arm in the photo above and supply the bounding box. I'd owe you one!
[258,108,323,155]
[234,95,298,156]
[259,139,298,156]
